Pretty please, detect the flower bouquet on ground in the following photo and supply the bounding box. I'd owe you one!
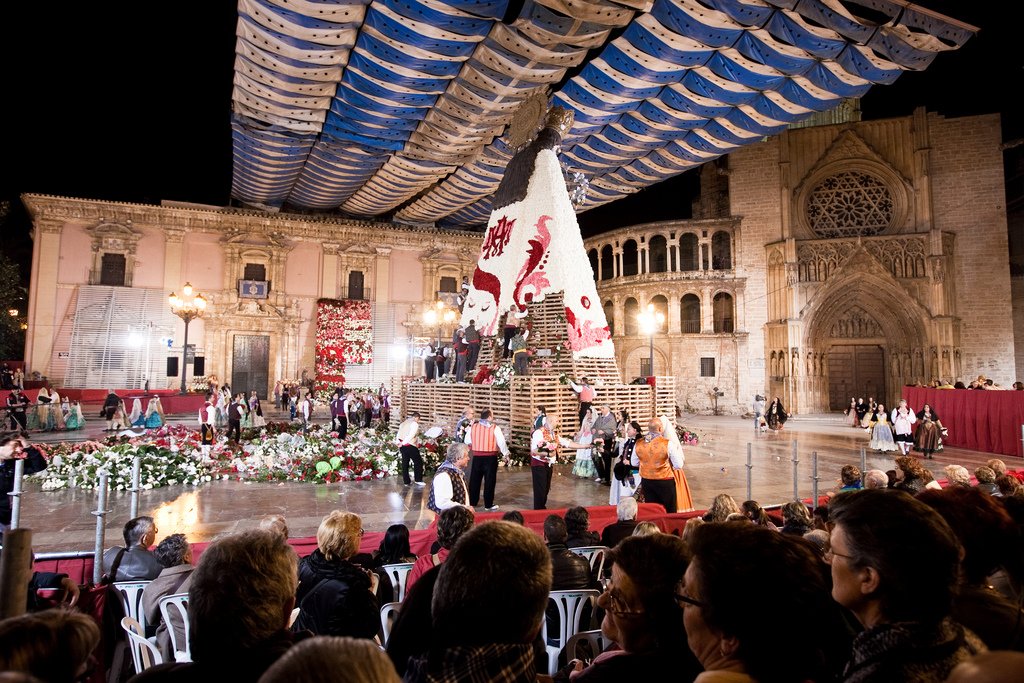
[676,425,700,446]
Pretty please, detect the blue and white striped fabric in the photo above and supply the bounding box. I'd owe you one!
[231,0,975,224]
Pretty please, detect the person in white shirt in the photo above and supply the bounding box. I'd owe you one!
[298,394,312,434]
[530,415,586,510]
[428,443,471,512]
[464,408,510,510]
[568,377,597,427]
[396,412,426,486]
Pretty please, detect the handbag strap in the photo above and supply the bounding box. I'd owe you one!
[105,547,127,583]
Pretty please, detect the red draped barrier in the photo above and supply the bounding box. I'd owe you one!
[902,386,1024,458]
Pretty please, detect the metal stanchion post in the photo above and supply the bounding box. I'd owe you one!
[811,451,820,507]
[92,473,110,585]
[791,440,799,501]
[860,446,867,481]
[129,454,142,519]
[746,443,753,502]
[9,458,25,529]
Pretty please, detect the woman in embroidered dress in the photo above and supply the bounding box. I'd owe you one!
[913,403,943,459]
[33,387,51,431]
[144,396,165,429]
[65,400,84,430]
[571,407,598,479]
[766,397,788,430]
[249,390,266,428]
[868,403,898,452]
[609,420,642,505]
[845,398,859,427]
[860,398,876,427]
[60,396,71,424]
[111,399,129,431]
[239,393,253,430]
[129,398,145,428]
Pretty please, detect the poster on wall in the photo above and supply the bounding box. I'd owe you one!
[315,298,373,392]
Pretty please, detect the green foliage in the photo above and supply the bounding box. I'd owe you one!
[0,252,26,360]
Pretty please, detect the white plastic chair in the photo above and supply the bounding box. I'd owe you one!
[158,593,191,662]
[121,617,163,673]
[565,629,610,663]
[543,589,601,675]
[113,581,152,633]
[380,601,401,647]
[568,546,608,581]
[381,562,415,603]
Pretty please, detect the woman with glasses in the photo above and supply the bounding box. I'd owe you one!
[681,522,847,683]
[553,534,701,681]
[828,490,985,681]
[291,510,380,639]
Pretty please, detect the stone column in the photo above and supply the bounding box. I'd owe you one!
[375,247,392,303]
[25,219,63,376]
[701,287,714,333]
[667,293,681,334]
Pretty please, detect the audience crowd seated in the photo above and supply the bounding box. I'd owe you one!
[102,516,162,582]
[141,533,195,659]
[290,511,379,640]
[7,452,1024,683]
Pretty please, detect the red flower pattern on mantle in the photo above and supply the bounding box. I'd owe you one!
[316,299,373,389]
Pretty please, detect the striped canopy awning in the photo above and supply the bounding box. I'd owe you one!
[230,0,975,227]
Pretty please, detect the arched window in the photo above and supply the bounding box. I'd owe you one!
[588,249,599,280]
[679,233,699,271]
[622,240,639,276]
[649,235,668,273]
[651,295,669,332]
[713,292,734,333]
[624,298,639,336]
[600,245,614,280]
[711,231,732,270]
[603,300,615,336]
[680,294,701,333]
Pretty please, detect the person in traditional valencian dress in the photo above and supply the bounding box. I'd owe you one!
[530,415,585,510]
[64,400,84,430]
[199,395,216,458]
[609,420,642,505]
[766,397,788,430]
[891,399,917,455]
[239,393,253,430]
[570,408,597,479]
[868,403,898,452]
[845,398,860,427]
[913,403,943,459]
[129,398,146,429]
[635,416,687,513]
[249,390,266,428]
[144,396,165,429]
[860,398,877,427]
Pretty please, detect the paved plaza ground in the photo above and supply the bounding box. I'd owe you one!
[17,408,1005,553]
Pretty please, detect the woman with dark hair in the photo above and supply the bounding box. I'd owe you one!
[406,506,474,593]
[554,535,701,681]
[741,500,778,531]
[564,506,600,548]
[828,489,984,681]
[766,397,787,430]
[369,524,417,604]
[681,523,846,683]
[780,501,814,536]
[913,404,944,459]
[609,421,642,505]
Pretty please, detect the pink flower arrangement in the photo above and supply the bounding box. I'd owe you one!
[315,298,374,388]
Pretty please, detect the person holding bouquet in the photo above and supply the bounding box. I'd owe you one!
[531,414,587,510]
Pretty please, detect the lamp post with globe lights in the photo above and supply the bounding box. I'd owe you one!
[168,283,207,394]
[637,303,665,378]
[423,300,457,348]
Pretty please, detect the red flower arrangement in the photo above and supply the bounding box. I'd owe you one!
[315,298,373,389]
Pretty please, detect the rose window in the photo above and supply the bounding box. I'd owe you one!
[806,171,894,238]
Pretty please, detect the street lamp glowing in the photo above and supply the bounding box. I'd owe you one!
[423,300,456,347]
[423,309,438,325]
[637,303,665,377]
[169,283,207,394]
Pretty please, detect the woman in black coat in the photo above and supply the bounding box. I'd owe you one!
[766,397,788,430]
[292,511,380,639]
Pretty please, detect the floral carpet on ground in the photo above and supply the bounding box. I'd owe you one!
[31,422,453,491]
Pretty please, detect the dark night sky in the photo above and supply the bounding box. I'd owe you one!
[3,1,1021,276]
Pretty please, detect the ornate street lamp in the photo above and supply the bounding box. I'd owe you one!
[637,303,665,377]
[423,300,457,347]
[168,282,207,394]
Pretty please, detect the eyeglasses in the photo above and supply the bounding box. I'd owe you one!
[673,591,708,609]
[824,547,854,563]
[601,581,645,617]
[359,528,365,537]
